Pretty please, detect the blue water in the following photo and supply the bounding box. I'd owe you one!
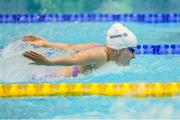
[1,0,180,14]
[0,22,180,119]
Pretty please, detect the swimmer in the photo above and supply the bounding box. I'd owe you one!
[22,23,137,77]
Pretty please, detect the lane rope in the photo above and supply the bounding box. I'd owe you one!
[0,82,179,98]
[0,14,180,23]
[136,44,180,55]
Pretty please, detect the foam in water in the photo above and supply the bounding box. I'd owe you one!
[0,40,63,83]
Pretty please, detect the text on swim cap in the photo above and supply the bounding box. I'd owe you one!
[110,32,128,39]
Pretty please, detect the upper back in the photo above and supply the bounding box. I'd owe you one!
[75,45,107,66]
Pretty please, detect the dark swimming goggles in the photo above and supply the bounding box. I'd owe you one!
[128,47,135,54]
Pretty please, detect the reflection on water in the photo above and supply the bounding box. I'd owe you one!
[0,0,180,14]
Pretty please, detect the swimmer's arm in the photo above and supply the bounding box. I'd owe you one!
[22,35,98,52]
[50,52,104,66]
[23,51,105,66]
[46,42,97,52]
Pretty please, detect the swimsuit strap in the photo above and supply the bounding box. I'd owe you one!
[72,65,80,77]
[78,44,102,52]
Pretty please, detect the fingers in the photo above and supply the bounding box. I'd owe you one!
[23,51,47,64]
[22,35,40,42]
[29,61,36,65]
[23,50,52,66]
[29,51,40,56]
[23,51,42,58]
[23,51,38,62]
[23,51,44,61]
[24,35,37,38]
[30,51,41,55]
[29,51,45,59]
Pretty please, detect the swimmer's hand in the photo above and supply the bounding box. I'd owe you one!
[23,51,52,65]
[22,35,49,47]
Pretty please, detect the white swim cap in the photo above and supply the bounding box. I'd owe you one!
[106,23,137,50]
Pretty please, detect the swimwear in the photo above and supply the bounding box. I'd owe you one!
[72,65,81,77]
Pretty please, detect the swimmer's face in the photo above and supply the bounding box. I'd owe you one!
[114,47,136,65]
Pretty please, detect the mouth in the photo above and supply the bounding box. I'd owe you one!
[127,60,130,65]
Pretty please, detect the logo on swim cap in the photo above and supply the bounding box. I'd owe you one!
[110,32,128,39]
[123,32,128,37]
[106,23,137,50]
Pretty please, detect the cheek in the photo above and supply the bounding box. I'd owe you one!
[128,54,132,59]
[127,52,133,59]
[124,52,131,59]
[116,56,123,63]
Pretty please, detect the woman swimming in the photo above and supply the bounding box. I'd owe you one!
[22,23,137,77]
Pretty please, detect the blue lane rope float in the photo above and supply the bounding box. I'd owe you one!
[1,44,180,55]
[136,44,180,55]
[0,82,179,98]
[0,14,180,23]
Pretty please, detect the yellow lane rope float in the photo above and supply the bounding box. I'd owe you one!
[0,82,180,98]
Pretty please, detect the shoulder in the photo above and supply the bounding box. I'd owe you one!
[75,46,107,63]
[88,46,107,63]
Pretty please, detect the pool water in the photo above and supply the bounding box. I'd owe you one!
[0,22,180,119]
[0,96,180,119]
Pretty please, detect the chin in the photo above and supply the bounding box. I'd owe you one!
[124,61,130,66]
[118,62,128,66]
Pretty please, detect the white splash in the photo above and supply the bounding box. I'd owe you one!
[0,40,61,83]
